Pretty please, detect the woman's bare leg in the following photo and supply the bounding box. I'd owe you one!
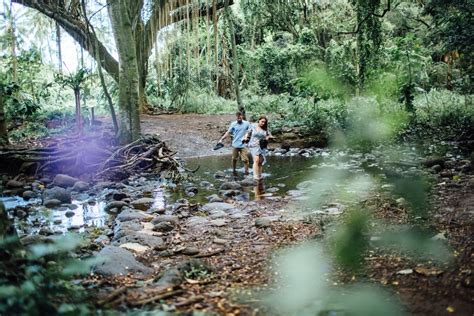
[253,155,260,180]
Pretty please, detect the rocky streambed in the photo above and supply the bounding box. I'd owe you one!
[1,142,472,313]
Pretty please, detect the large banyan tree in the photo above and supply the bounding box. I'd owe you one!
[12,0,231,143]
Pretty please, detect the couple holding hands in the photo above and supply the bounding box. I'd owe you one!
[218,111,275,181]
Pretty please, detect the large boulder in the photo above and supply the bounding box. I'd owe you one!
[72,181,89,192]
[131,198,155,211]
[94,246,152,276]
[43,186,71,204]
[53,174,79,188]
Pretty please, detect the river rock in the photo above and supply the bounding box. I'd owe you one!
[210,219,227,227]
[219,182,242,190]
[221,189,241,198]
[65,211,75,218]
[296,180,315,190]
[182,247,200,256]
[94,246,152,276]
[240,178,255,187]
[114,232,164,249]
[6,180,24,189]
[22,190,36,200]
[234,192,250,202]
[185,186,198,195]
[199,181,213,188]
[131,198,155,211]
[52,174,79,188]
[120,243,150,253]
[186,216,210,227]
[202,202,235,213]
[151,215,179,225]
[72,181,89,192]
[206,194,224,203]
[255,216,278,227]
[153,222,175,232]
[214,170,226,178]
[43,186,71,204]
[113,220,143,239]
[44,199,62,208]
[20,235,50,246]
[116,209,152,222]
[431,164,443,173]
[104,201,129,213]
[113,192,129,201]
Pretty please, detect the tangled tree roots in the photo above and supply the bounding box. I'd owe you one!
[0,134,186,181]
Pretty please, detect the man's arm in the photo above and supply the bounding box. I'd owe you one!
[219,131,231,143]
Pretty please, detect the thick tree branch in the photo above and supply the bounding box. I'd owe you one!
[338,0,391,35]
[12,0,119,82]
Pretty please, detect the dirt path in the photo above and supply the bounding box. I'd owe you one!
[141,114,236,158]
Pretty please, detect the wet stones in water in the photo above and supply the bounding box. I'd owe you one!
[72,181,89,192]
[43,186,71,204]
[296,180,315,191]
[221,190,241,198]
[39,227,54,236]
[219,182,242,190]
[214,171,226,178]
[130,197,155,211]
[22,190,36,200]
[153,222,175,233]
[206,194,224,203]
[52,174,79,188]
[93,246,152,276]
[240,178,255,187]
[234,192,250,202]
[104,201,129,214]
[65,211,75,218]
[199,181,213,188]
[44,199,62,208]
[6,180,24,189]
[112,192,129,201]
[431,164,443,173]
[185,186,199,197]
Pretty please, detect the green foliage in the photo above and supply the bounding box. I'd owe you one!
[329,209,370,270]
[55,68,91,91]
[294,63,350,100]
[406,89,474,140]
[0,234,98,315]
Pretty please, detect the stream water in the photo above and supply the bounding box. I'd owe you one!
[2,143,459,236]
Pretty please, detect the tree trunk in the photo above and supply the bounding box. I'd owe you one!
[213,0,219,92]
[8,5,17,82]
[0,88,8,144]
[108,0,141,143]
[224,0,243,117]
[55,21,62,73]
[74,88,82,135]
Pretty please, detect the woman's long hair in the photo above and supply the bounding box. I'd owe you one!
[257,115,268,131]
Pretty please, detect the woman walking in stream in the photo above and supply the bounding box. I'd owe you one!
[244,115,275,181]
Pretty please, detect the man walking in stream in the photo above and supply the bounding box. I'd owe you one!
[218,111,251,175]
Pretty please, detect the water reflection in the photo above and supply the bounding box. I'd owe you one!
[254,180,266,201]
